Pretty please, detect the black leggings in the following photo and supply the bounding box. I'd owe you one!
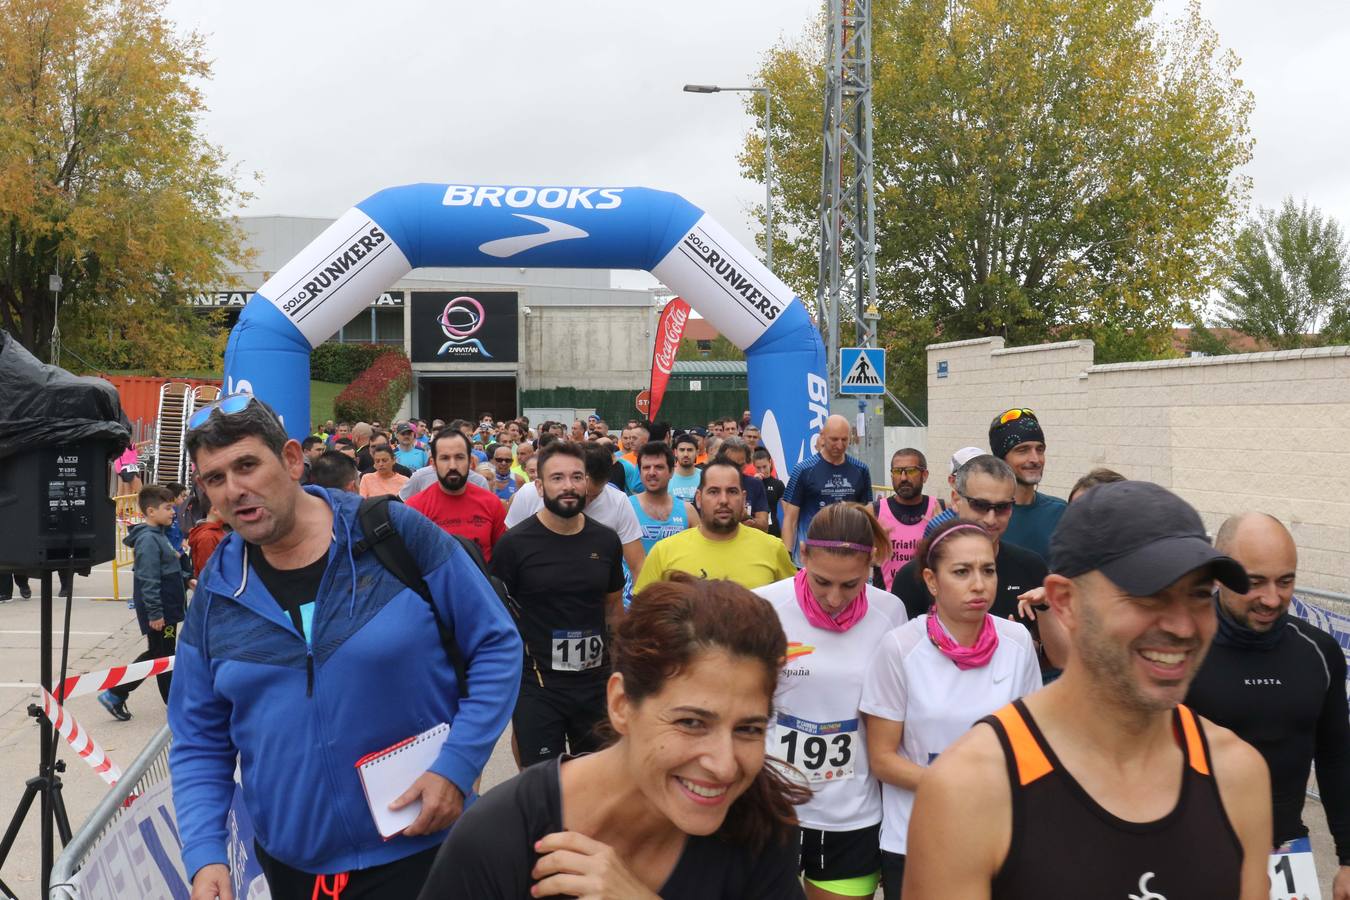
[109,626,176,704]
[882,851,906,900]
[256,842,439,900]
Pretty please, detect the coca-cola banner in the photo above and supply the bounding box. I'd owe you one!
[648,297,691,421]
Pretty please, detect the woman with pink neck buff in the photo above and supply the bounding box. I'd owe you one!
[755,503,908,900]
[859,517,1042,899]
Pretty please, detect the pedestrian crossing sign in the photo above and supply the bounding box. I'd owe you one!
[839,348,885,395]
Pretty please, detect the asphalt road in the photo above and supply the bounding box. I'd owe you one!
[0,565,1340,899]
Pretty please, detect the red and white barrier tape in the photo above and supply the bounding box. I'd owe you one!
[37,655,175,786]
[40,688,123,786]
[55,655,174,701]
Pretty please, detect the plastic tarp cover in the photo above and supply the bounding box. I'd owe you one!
[0,330,130,461]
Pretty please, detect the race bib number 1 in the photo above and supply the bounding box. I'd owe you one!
[551,629,603,672]
[1268,837,1321,900]
[774,714,856,784]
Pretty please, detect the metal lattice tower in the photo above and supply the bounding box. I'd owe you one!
[816,0,887,467]
[817,0,879,375]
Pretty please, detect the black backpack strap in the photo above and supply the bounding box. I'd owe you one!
[450,533,489,574]
[453,534,521,621]
[355,496,470,698]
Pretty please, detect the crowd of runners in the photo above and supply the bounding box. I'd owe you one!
[98,396,1347,900]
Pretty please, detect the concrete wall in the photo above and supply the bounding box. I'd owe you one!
[520,305,654,392]
[926,337,1350,592]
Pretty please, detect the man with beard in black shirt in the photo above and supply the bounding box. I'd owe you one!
[1186,513,1350,899]
[888,455,1047,626]
[491,441,625,770]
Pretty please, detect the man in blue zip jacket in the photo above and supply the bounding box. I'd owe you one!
[169,395,522,900]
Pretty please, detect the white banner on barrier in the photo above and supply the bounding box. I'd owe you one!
[68,780,271,900]
[66,780,189,900]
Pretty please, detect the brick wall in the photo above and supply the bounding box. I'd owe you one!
[926,338,1350,592]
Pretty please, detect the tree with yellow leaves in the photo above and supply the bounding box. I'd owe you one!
[0,0,249,373]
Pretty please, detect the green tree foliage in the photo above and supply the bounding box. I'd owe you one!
[310,342,398,384]
[674,335,745,361]
[1217,197,1350,349]
[742,0,1253,404]
[0,0,249,372]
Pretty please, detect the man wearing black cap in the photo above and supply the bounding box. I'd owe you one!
[394,422,430,471]
[1186,513,1350,900]
[988,407,1066,561]
[904,481,1272,899]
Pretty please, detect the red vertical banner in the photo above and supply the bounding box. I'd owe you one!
[648,297,691,421]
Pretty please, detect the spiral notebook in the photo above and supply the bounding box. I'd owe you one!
[355,722,449,838]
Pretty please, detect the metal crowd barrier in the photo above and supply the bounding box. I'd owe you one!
[109,495,142,603]
[48,726,172,900]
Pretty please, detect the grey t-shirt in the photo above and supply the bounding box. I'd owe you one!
[399,465,488,501]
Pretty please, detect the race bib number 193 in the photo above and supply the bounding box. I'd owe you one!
[551,629,603,672]
[1268,837,1321,900]
[774,714,856,784]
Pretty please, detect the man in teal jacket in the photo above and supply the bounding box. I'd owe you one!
[169,395,522,900]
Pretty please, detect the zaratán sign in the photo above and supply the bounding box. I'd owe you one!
[221,184,828,474]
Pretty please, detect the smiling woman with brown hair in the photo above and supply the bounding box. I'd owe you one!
[418,574,809,899]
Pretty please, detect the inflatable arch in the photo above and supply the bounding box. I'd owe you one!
[223,184,828,474]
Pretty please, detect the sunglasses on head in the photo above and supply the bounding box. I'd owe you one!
[997,408,1038,426]
[960,494,1014,515]
[188,392,276,431]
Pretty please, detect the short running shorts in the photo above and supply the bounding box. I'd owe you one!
[512,678,608,765]
[797,823,882,896]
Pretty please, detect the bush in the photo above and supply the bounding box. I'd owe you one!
[333,351,412,424]
[310,342,392,384]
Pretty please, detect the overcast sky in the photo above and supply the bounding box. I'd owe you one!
[167,0,1350,291]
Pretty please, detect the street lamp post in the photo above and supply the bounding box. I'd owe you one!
[683,84,775,274]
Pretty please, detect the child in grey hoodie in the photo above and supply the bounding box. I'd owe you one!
[99,485,188,721]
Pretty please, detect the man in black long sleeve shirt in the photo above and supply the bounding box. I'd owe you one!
[1186,513,1350,898]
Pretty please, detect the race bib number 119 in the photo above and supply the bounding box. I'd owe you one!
[1268,837,1321,900]
[551,629,603,672]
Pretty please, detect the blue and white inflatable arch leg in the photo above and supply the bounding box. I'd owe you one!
[223,184,828,474]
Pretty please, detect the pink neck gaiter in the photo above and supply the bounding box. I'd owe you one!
[926,611,998,670]
[794,568,868,633]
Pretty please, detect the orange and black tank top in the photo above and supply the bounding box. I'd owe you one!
[983,700,1243,899]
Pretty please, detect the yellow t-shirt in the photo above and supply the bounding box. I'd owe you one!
[633,526,797,593]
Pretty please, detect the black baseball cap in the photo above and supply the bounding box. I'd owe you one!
[1050,481,1249,596]
[396,423,414,434]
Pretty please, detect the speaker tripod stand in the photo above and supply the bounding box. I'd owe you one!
[0,571,74,900]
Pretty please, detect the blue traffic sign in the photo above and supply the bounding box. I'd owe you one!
[839,347,885,395]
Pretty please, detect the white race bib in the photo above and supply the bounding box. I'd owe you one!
[1268,837,1321,900]
[774,714,856,784]
[551,629,603,672]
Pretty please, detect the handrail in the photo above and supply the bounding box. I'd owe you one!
[1295,587,1350,607]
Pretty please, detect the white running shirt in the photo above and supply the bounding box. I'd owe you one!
[859,614,1041,853]
[504,482,643,544]
[757,578,908,831]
